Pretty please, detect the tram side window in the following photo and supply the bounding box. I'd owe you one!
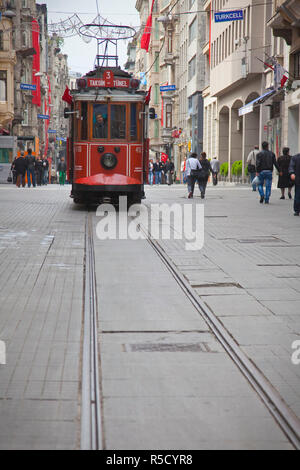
[81,102,88,140]
[111,105,126,139]
[130,103,137,141]
[93,104,108,139]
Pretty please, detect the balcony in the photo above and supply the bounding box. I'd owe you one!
[268,0,300,45]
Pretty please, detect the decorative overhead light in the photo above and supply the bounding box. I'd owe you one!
[3,10,16,18]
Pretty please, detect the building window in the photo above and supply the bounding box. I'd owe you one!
[0,71,7,101]
[154,84,159,105]
[167,31,172,53]
[154,120,159,139]
[189,0,195,7]
[293,52,300,79]
[22,104,29,126]
[166,104,172,129]
[154,52,159,73]
[189,18,197,44]
[154,19,160,40]
[0,31,4,51]
[188,55,196,80]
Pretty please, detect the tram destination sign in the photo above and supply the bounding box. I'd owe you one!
[214,10,243,22]
[87,78,130,88]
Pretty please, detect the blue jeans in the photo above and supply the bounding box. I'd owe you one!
[294,185,300,214]
[148,172,153,185]
[27,168,36,187]
[250,172,257,190]
[258,170,273,201]
[155,171,161,184]
[187,175,197,195]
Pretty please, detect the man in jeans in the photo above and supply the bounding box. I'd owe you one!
[256,141,279,204]
[289,153,300,216]
[25,148,36,188]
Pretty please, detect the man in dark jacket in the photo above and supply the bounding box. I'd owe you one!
[14,151,27,187]
[25,148,36,187]
[165,158,174,185]
[256,141,279,204]
[289,153,300,216]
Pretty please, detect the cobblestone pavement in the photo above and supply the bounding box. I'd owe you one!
[0,185,85,449]
[0,182,299,449]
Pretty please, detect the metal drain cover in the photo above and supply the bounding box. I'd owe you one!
[126,342,215,353]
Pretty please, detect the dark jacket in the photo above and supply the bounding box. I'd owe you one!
[256,149,279,173]
[57,161,67,172]
[14,156,28,175]
[289,154,300,186]
[153,162,162,172]
[165,161,174,172]
[199,159,211,180]
[26,154,36,170]
[35,159,44,172]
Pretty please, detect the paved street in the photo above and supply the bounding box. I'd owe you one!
[0,182,299,449]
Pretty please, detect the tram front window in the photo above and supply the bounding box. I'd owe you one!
[93,104,108,139]
[111,105,126,139]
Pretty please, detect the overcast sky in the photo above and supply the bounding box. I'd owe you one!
[44,0,140,75]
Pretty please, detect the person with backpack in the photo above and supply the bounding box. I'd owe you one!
[256,141,279,204]
[246,145,259,191]
[197,152,212,199]
[25,148,36,188]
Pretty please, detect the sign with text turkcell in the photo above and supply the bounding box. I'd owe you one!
[20,83,37,91]
[214,10,243,22]
[37,114,49,120]
[160,85,176,92]
[48,129,57,133]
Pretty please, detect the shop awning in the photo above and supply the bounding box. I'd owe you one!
[238,89,276,116]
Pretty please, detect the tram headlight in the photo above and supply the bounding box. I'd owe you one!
[101,153,118,170]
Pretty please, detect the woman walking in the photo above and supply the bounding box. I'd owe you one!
[277,147,293,200]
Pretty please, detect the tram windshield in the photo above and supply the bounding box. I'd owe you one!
[93,104,108,139]
[111,105,126,139]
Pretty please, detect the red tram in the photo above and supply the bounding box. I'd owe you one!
[65,67,151,205]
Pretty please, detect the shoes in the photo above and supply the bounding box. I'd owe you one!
[288,193,292,199]
[260,196,264,203]
[201,192,205,199]
[265,200,269,204]
[294,212,299,216]
[280,196,285,200]
[188,192,193,199]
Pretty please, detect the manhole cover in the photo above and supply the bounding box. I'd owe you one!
[126,343,215,353]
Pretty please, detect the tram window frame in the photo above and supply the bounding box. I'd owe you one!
[130,103,138,141]
[81,102,88,141]
[92,103,109,140]
[110,104,127,140]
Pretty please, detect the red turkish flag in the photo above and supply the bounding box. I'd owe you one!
[62,86,73,105]
[161,152,168,163]
[141,0,155,52]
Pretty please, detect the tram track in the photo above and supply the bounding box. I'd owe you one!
[81,212,104,450]
[142,227,300,450]
[80,207,300,450]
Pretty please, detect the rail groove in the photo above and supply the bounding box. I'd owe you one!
[81,213,103,450]
[144,231,300,450]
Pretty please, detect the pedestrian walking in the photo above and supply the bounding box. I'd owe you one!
[210,156,220,185]
[11,157,17,184]
[42,157,49,185]
[25,148,36,188]
[256,141,279,204]
[165,158,174,185]
[14,151,27,188]
[148,159,154,185]
[35,155,43,186]
[186,153,202,199]
[57,157,67,185]
[153,158,162,185]
[197,152,211,199]
[246,145,259,191]
[277,147,293,200]
[181,157,187,184]
[289,152,300,216]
